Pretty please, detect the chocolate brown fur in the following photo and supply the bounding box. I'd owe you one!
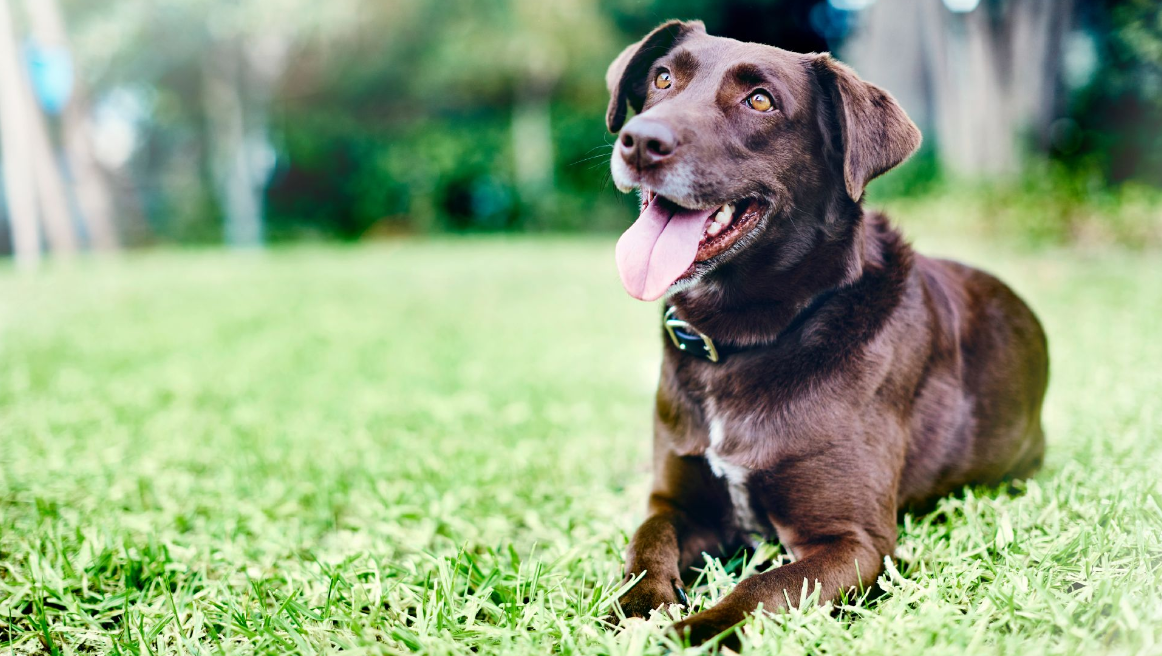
[606,21,1049,648]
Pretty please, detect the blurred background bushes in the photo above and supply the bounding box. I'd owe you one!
[2,0,1160,255]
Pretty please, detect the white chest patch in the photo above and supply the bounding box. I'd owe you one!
[705,415,764,538]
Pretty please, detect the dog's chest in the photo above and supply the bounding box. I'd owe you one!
[704,408,765,538]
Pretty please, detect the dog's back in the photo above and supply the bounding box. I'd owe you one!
[902,254,1048,508]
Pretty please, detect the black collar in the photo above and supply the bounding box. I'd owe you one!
[663,288,840,363]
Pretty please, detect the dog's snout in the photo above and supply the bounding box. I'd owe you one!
[618,118,677,170]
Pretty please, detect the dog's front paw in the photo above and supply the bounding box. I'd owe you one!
[670,608,745,650]
[613,574,687,622]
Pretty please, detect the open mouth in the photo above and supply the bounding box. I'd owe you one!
[640,191,766,263]
[615,190,767,301]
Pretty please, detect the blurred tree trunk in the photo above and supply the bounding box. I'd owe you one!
[0,0,39,266]
[61,88,119,250]
[512,79,555,212]
[4,0,79,257]
[28,92,78,256]
[202,35,284,247]
[22,54,77,258]
[204,38,263,247]
[24,0,119,251]
[845,0,1072,176]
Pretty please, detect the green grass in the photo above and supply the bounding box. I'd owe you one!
[1,231,1160,655]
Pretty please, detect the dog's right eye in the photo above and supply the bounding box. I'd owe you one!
[654,71,672,90]
[747,91,774,112]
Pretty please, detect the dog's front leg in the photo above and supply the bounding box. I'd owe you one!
[670,533,886,647]
[615,452,730,621]
[615,509,695,618]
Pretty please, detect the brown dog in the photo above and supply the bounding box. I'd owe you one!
[606,21,1048,648]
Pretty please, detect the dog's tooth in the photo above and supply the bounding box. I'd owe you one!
[713,204,734,226]
[706,221,723,237]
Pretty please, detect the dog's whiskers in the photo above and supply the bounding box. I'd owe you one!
[568,144,615,168]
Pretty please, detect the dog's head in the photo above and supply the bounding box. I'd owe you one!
[607,20,921,301]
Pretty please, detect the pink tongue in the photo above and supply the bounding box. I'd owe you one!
[615,196,717,301]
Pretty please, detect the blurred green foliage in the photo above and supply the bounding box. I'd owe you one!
[58,0,1162,246]
[875,159,1162,249]
[259,0,633,239]
[1062,0,1162,186]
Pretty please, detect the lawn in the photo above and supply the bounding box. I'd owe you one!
[1,230,1160,655]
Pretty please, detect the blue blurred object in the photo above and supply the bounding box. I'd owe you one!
[827,0,875,9]
[811,1,862,44]
[25,41,74,115]
[942,0,981,13]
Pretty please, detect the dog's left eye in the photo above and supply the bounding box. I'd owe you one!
[655,71,672,89]
[747,91,774,112]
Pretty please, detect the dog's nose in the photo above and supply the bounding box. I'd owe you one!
[618,118,677,169]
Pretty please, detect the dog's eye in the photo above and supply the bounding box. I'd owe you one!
[747,91,774,112]
[654,71,672,90]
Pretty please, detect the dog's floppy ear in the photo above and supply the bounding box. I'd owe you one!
[606,20,705,133]
[813,54,921,201]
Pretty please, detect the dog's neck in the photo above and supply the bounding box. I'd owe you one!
[668,195,884,347]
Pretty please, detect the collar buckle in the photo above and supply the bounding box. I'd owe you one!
[663,306,720,363]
